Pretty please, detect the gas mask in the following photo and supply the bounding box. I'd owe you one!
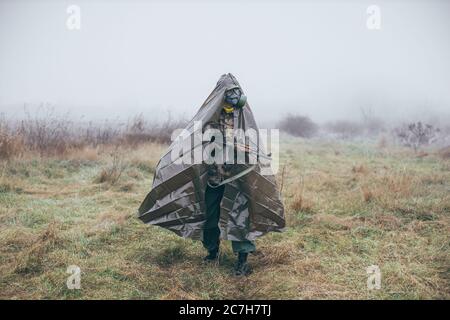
[223,87,247,113]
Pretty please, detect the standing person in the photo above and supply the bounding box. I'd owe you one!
[138,73,285,276]
[202,86,257,275]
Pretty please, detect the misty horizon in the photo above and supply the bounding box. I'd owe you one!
[1,0,449,126]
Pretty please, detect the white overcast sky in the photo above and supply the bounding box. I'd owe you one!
[0,0,449,124]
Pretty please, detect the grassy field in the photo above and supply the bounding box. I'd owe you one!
[0,138,448,299]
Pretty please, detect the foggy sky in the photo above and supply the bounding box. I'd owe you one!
[0,0,449,125]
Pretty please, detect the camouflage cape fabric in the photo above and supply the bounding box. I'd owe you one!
[137,74,285,241]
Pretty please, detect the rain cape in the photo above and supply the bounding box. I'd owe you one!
[138,74,285,241]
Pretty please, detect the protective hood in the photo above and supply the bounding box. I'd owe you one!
[138,73,285,241]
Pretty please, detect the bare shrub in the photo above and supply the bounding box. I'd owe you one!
[17,108,81,156]
[94,148,126,185]
[393,122,440,152]
[0,109,186,159]
[290,190,314,213]
[360,186,373,202]
[123,113,186,145]
[0,132,24,160]
[82,120,121,147]
[0,115,24,160]
[278,114,318,138]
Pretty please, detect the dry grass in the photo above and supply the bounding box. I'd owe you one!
[377,135,388,149]
[13,223,61,274]
[0,111,186,159]
[360,186,374,203]
[352,164,368,175]
[438,146,450,160]
[0,137,449,300]
[0,132,24,160]
[66,147,100,162]
[290,193,314,213]
[93,148,126,185]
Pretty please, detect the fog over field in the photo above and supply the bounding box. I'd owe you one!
[1,1,450,301]
[0,0,449,125]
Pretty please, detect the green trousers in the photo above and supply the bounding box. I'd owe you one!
[202,185,256,254]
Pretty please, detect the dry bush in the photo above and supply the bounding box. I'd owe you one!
[94,148,126,185]
[290,192,314,213]
[17,109,81,156]
[123,113,188,145]
[360,186,374,202]
[393,122,440,152]
[0,132,24,160]
[81,120,121,147]
[0,109,185,160]
[278,114,318,138]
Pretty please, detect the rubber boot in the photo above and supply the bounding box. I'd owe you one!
[234,252,252,276]
[203,248,219,263]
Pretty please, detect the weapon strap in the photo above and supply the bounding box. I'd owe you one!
[207,165,256,188]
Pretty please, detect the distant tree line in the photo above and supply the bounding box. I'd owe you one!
[277,113,445,152]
